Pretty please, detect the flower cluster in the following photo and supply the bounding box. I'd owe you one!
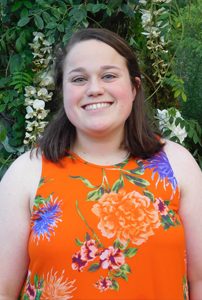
[92,190,160,246]
[24,86,53,144]
[140,0,171,84]
[23,270,76,299]
[31,195,62,243]
[72,237,130,292]
[24,32,54,145]
[95,277,113,292]
[30,32,53,71]
[72,239,99,272]
[72,239,125,272]
[156,108,187,143]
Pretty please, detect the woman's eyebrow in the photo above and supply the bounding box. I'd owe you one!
[67,65,121,74]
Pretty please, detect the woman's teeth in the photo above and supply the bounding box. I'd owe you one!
[84,102,111,111]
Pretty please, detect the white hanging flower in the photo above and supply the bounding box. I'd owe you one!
[37,88,48,97]
[25,106,35,119]
[139,0,147,4]
[39,72,54,87]
[24,97,34,106]
[33,99,45,110]
[169,123,187,144]
[33,32,45,42]
[24,32,53,146]
[156,108,188,144]
[141,9,152,26]
[25,86,37,97]
[37,109,50,120]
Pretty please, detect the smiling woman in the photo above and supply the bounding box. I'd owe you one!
[0,28,202,300]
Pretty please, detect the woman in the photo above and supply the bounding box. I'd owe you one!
[0,28,202,300]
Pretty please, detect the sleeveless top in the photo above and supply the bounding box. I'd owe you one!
[20,150,189,300]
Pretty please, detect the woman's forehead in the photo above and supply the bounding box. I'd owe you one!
[64,40,126,71]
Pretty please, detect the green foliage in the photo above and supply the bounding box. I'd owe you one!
[0,0,201,178]
[170,1,202,126]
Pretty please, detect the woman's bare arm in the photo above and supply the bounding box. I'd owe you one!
[164,140,202,300]
[0,151,41,299]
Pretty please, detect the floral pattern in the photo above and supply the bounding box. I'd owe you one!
[31,194,62,243]
[22,270,76,299]
[71,234,136,292]
[21,150,188,298]
[92,190,160,246]
[69,151,182,292]
[143,150,177,191]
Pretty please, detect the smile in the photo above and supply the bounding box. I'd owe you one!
[83,102,113,111]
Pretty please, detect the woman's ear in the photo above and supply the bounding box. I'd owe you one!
[134,76,141,89]
[132,76,141,98]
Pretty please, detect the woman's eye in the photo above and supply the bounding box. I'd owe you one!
[103,74,117,80]
[72,77,86,84]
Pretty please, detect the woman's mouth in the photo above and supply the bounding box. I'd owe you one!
[82,102,113,111]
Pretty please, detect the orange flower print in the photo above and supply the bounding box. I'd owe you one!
[41,269,76,299]
[92,190,160,245]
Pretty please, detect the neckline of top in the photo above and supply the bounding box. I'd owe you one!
[67,151,131,168]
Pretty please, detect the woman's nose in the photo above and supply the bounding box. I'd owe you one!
[86,78,104,97]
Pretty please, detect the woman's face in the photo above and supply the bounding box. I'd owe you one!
[62,39,137,140]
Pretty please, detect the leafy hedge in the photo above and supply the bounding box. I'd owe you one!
[0,0,201,178]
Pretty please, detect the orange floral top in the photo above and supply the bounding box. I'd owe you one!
[20,150,189,300]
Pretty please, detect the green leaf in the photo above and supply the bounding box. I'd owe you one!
[121,4,135,17]
[111,279,119,291]
[120,263,131,273]
[11,1,22,12]
[69,7,87,22]
[143,190,154,202]
[20,8,29,18]
[2,137,16,153]
[24,1,32,9]
[120,273,128,281]
[23,295,29,300]
[75,238,83,246]
[181,92,187,102]
[9,54,22,73]
[113,239,125,250]
[17,16,30,27]
[34,15,44,30]
[35,290,42,300]
[57,23,65,32]
[42,11,51,24]
[70,175,97,188]
[113,270,123,277]
[87,187,104,201]
[112,176,124,192]
[46,22,57,30]
[0,104,6,113]
[86,3,106,13]
[34,274,39,287]
[0,77,9,88]
[129,167,144,175]
[88,263,100,272]
[0,124,7,141]
[34,195,50,207]
[124,248,138,258]
[124,174,150,187]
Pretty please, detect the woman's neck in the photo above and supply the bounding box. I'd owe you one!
[71,131,129,166]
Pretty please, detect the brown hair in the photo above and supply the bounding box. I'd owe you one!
[38,28,163,161]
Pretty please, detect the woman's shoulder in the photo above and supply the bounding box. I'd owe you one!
[2,149,42,179]
[163,139,201,190]
[0,149,42,210]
